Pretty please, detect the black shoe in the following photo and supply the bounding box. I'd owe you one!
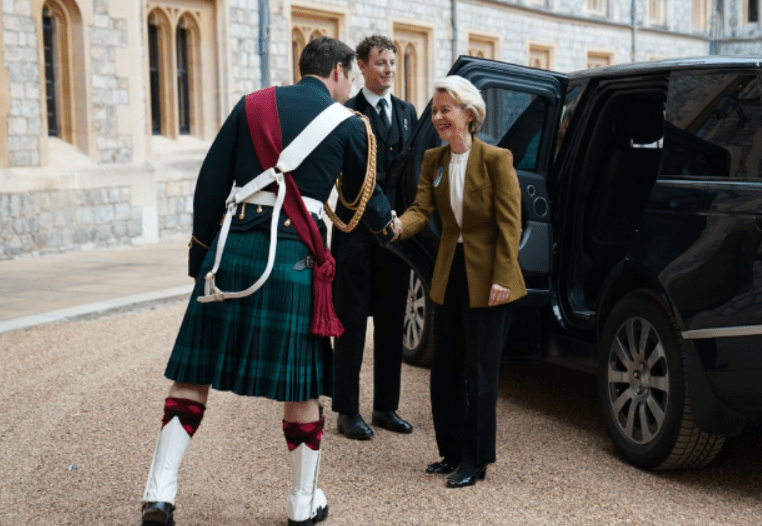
[446,463,487,488]
[142,502,175,526]
[287,504,329,526]
[371,410,413,434]
[337,413,373,440]
[425,457,460,475]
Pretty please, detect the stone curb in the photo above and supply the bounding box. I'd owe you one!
[0,285,194,334]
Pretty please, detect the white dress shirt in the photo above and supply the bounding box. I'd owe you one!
[362,87,393,127]
[449,148,470,243]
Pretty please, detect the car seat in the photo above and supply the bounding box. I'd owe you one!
[585,98,665,290]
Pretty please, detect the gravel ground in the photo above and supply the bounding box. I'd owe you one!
[1,302,760,526]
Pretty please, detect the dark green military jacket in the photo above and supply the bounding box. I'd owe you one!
[188,77,394,278]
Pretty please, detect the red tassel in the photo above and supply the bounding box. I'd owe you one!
[245,90,344,338]
[310,255,344,338]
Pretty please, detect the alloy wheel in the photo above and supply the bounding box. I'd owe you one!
[403,270,426,352]
[606,316,670,445]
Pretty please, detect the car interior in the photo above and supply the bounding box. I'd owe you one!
[584,94,665,291]
[564,89,668,317]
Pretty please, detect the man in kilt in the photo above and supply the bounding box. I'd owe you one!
[140,37,398,526]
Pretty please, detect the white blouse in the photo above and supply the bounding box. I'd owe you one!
[448,149,470,243]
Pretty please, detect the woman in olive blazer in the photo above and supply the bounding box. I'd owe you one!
[397,76,526,488]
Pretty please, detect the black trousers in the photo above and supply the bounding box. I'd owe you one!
[331,226,409,414]
[431,245,512,465]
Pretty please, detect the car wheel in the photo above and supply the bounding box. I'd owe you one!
[598,290,725,470]
[402,269,435,366]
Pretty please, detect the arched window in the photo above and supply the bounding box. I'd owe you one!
[178,13,201,137]
[292,28,306,83]
[528,44,552,70]
[468,34,498,61]
[404,44,416,103]
[692,0,709,30]
[42,7,59,137]
[39,0,88,154]
[146,8,201,138]
[147,8,172,136]
[588,0,607,15]
[290,7,341,84]
[648,0,667,26]
[176,23,190,134]
[393,24,429,111]
[587,51,613,69]
[148,18,162,134]
[750,0,760,22]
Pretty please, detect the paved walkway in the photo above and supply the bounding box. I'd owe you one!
[0,237,193,333]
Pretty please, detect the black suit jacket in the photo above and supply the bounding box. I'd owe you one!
[188,77,394,278]
[342,91,418,217]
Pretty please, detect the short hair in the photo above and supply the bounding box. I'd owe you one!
[433,76,486,133]
[356,35,397,63]
[299,36,355,79]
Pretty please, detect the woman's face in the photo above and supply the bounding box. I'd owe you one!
[431,91,473,145]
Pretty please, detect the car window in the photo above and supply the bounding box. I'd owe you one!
[662,72,762,179]
[555,82,586,154]
[476,88,548,172]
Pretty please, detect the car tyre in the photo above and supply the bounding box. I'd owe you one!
[402,269,435,366]
[598,289,725,470]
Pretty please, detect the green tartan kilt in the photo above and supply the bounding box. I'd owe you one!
[165,229,333,402]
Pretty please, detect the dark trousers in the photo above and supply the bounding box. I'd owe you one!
[431,245,512,465]
[331,226,409,414]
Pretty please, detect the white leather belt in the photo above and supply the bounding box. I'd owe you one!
[197,102,353,304]
[242,191,324,220]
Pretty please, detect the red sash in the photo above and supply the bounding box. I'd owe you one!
[244,87,344,338]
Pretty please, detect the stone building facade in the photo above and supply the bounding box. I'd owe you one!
[0,0,760,259]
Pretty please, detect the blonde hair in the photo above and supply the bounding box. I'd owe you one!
[433,76,486,133]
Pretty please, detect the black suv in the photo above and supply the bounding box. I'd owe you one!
[387,56,762,470]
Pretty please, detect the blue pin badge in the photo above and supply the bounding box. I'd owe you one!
[433,166,444,188]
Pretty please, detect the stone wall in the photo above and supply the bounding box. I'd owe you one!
[230,0,261,99]
[2,2,41,168]
[90,0,132,164]
[720,39,762,55]
[636,29,709,61]
[0,185,143,258]
[156,179,194,238]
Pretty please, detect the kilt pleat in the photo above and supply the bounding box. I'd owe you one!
[165,229,332,401]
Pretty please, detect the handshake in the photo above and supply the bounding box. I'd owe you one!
[391,211,404,242]
[373,211,404,246]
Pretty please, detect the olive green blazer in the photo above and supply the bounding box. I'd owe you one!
[399,138,527,308]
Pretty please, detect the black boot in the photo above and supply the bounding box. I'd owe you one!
[142,501,174,526]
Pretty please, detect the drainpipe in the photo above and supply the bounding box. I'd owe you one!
[709,0,720,55]
[630,0,637,62]
[258,0,270,87]
[451,0,458,64]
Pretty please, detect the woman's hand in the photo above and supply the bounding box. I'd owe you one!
[488,283,511,306]
[392,217,404,241]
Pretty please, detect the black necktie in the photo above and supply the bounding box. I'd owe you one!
[377,99,390,137]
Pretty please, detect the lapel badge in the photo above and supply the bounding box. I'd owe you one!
[403,118,409,132]
[433,166,444,188]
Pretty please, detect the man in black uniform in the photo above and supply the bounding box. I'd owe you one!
[332,35,418,440]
